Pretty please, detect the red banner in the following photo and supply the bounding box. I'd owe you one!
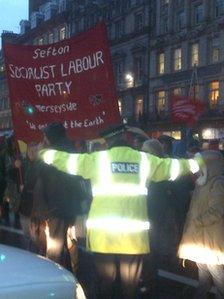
[171,95,205,126]
[4,23,121,144]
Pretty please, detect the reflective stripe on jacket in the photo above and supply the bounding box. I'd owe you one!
[40,146,203,254]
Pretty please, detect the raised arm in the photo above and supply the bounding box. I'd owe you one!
[39,149,93,180]
[145,152,204,182]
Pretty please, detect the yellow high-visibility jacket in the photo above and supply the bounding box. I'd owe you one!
[40,146,203,255]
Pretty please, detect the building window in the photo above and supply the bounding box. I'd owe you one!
[174,48,182,71]
[173,87,182,95]
[209,81,219,108]
[156,90,166,113]
[48,33,54,44]
[215,0,224,17]
[135,13,143,31]
[134,56,143,84]
[162,0,169,5]
[115,19,124,39]
[211,38,220,63]
[177,11,186,30]
[38,38,44,45]
[158,52,165,75]
[160,16,168,34]
[195,4,204,24]
[191,43,199,67]
[114,60,124,86]
[135,96,143,120]
[59,27,66,40]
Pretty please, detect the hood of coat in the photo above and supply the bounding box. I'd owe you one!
[197,150,224,185]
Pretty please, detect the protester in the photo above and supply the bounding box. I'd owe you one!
[39,124,204,299]
[0,137,7,224]
[17,142,40,251]
[3,135,22,228]
[31,122,86,273]
[178,150,224,299]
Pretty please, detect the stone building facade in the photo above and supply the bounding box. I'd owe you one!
[69,0,150,125]
[1,0,224,139]
[149,0,224,139]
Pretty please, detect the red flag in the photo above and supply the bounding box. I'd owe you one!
[4,23,121,144]
[171,95,205,126]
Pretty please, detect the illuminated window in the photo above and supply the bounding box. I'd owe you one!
[118,98,122,115]
[173,87,182,95]
[48,32,54,44]
[174,48,182,71]
[191,43,199,66]
[158,52,165,74]
[209,81,219,108]
[156,90,166,113]
[135,96,143,120]
[59,27,66,40]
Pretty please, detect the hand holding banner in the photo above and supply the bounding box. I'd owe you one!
[4,23,121,144]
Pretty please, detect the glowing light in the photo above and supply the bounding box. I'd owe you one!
[178,244,224,265]
[86,217,150,233]
[169,159,180,181]
[66,154,78,175]
[140,152,150,190]
[188,159,200,174]
[92,183,148,196]
[125,73,134,82]
[45,223,61,251]
[202,128,214,139]
[43,150,56,165]
[125,73,134,87]
[0,254,6,262]
[76,283,86,299]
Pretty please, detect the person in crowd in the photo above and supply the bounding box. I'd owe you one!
[31,122,83,268]
[0,137,7,224]
[141,138,194,298]
[178,150,224,299]
[3,135,22,228]
[39,124,204,299]
[16,142,40,251]
[158,135,173,157]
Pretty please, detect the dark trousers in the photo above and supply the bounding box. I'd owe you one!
[93,253,143,299]
[46,218,78,273]
[194,263,224,299]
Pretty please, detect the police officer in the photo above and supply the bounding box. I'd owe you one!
[39,125,204,299]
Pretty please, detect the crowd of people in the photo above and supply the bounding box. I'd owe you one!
[0,122,224,299]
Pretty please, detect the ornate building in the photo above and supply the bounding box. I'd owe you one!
[149,0,224,139]
[69,0,150,125]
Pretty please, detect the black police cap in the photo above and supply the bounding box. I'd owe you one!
[100,124,126,139]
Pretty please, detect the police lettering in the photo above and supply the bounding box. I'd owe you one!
[111,162,139,174]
